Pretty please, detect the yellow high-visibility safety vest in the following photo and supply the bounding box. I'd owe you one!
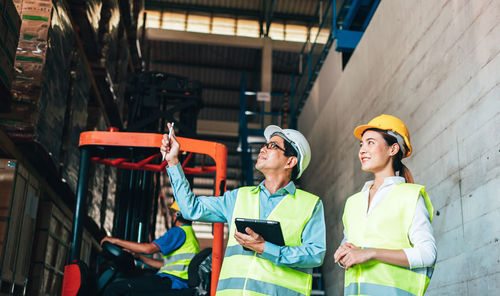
[158,225,200,280]
[217,186,320,296]
[342,183,435,296]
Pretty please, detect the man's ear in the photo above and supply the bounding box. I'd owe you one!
[285,156,298,169]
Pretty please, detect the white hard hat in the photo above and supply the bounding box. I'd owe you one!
[264,125,311,179]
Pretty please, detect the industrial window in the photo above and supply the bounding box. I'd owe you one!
[212,16,236,36]
[144,10,316,44]
[187,14,211,33]
[145,10,161,28]
[269,22,285,40]
[162,12,185,31]
[310,27,329,44]
[236,19,259,38]
[285,24,307,42]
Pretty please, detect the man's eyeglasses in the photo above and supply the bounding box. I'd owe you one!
[261,141,286,152]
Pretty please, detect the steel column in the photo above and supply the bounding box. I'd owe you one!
[238,71,254,186]
[69,148,90,262]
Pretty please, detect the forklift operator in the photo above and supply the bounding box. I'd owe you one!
[100,201,200,295]
[161,124,326,296]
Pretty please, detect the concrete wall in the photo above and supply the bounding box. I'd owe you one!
[298,0,500,295]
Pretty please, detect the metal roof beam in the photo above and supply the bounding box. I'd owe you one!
[203,104,284,112]
[151,59,257,72]
[145,1,314,24]
[203,104,240,111]
[150,59,299,75]
[265,0,278,37]
[197,119,261,136]
[147,28,304,52]
[203,84,289,94]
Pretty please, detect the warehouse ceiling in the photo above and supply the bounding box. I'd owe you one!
[142,0,322,136]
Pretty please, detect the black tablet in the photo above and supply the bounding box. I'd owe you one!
[235,218,285,246]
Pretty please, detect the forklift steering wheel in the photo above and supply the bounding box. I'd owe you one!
[100,241,136,272]
[102,241,125,258]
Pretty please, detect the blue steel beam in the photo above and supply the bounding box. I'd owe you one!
[336,29,364,52]
[342,0,362,30]
[362,0,381,30]
[332,0,337,38]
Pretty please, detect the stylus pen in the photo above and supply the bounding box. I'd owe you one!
[168,122,175,140]
[162,122,174,161]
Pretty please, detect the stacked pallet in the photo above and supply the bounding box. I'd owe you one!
[0,159,40,295]
[0,0,143,292]
[0,0,132,197]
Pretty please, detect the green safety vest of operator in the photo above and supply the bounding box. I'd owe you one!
[343,183,435,296]
[217,186,320,296]
[158,225,200,280]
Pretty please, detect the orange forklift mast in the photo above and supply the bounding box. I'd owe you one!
[62,129,227,296]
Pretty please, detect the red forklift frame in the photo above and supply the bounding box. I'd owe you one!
[62,130,227,296]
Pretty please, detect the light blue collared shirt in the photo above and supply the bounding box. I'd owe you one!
[167,163,326,268]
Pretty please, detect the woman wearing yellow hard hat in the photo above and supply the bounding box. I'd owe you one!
[334,114,437,296]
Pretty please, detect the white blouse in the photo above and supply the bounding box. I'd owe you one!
[342,176,437,268]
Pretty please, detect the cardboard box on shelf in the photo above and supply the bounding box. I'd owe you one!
[9,1,51,105]
[17,14,50,50]
[15,0,51,64]
[2,0,76,180]
[18,21,49,44]
[10,57,44,101]
[15,40,46,64]
[20,0,51,16]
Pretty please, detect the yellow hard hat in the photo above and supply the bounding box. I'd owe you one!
[169,201,181,212]
[353,114,412,157]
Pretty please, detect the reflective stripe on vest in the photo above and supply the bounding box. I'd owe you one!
[342,183,434,296]
[345,282,416,296]
[217,186,319,296]
[158,225,200,280]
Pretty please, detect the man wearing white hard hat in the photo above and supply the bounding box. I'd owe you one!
[161,124,326,296]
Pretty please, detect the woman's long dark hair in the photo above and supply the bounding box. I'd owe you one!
[365,128,414,183]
